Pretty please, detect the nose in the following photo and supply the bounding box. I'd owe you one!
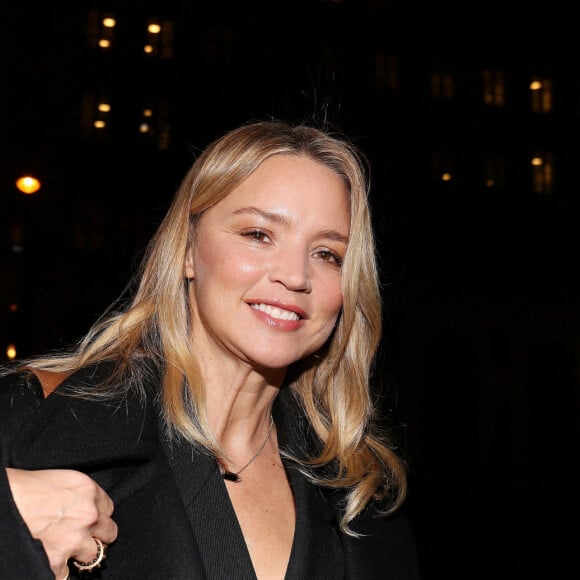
[267,249,312,293]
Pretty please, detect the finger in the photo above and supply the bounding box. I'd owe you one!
[52,562,70,580]
[94,485,115,518]
[70,535,105,566]
[92,515,118,545]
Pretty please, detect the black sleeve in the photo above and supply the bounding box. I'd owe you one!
[0,372,54,579]
[0,467,54,579]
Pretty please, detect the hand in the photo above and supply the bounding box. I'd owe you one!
[6,468,118,580]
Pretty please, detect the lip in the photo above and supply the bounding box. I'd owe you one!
[245,299,307,331]
[246,299,307,319]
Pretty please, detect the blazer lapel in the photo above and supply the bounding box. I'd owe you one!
[284,464,345,580]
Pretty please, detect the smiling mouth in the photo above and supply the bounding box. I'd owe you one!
[250,303,301,321]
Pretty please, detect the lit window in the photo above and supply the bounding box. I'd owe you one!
[531,153,554,193]
[81,93,112,139]
[144,19,174,59]
[431,66,455,99]
[138,101,171,150]
[87,10,116,50]
[530,77,552,113]
[483,69,505,107]
[432,152,455,182]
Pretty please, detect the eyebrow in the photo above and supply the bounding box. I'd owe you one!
[233,206,349,244]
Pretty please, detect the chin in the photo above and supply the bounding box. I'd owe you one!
[247,348,311,372]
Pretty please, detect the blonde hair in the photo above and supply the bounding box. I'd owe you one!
[20,121,406,533]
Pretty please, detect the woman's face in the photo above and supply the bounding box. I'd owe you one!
[185,154,350,372]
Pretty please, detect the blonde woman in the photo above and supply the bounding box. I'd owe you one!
[1,121,419,579]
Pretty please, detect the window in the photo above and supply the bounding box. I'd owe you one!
[137,101,171,150]
[144,20,174,59]
[484,155,505,189]
[80,93,111,139]
[432,152,455,182]
[531,153,554,194]
[530,77,552,113]
[483,69,505,107]
[431,66,455,99]
[375,52,399,91]
[87,11,116,50]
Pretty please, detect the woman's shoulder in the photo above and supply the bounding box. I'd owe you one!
[0,367,43,405]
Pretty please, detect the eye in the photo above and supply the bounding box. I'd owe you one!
[313,249,343,267]
[241,229,271,243]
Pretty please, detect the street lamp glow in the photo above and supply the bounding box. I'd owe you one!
[16,175,41,194]
[6,344,17,360]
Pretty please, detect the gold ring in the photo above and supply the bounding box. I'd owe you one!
[72,537,106,572]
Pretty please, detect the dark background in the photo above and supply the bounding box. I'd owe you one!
[2,1,579,578]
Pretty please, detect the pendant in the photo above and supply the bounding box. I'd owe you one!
[222,471,241,482]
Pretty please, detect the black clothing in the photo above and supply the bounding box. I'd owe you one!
[0,366,419,579]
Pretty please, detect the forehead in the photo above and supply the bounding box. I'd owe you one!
[228,154,347,204]
[209,154,350,230]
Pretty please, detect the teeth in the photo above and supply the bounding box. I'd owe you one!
[251,303,300,321]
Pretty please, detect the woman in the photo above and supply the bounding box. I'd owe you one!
[0,121,419,579]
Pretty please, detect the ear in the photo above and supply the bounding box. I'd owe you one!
[184,246,195,279]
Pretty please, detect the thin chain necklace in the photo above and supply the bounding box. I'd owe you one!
[220,414,274,483]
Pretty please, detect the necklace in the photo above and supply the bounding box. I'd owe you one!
[220,414,274,483]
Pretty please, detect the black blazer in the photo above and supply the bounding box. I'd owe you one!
[0,366,419,579]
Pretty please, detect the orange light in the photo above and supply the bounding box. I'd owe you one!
[441,172,452,181]
[531,157,543,166]
[99,38,111,48]
[144,45,153,54]
[103,18,116,28]
[94,120,106,129]
[530,80,542,91]
[148,23,161,34]
[6,344,17,360]
[16,176,41,194]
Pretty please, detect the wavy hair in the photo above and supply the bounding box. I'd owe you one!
[16,120,406,534]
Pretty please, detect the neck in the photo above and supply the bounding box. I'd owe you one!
[200,358,283,451]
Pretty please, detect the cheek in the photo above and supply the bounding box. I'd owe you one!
[318,282,343,325]
[194,253,264,305]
